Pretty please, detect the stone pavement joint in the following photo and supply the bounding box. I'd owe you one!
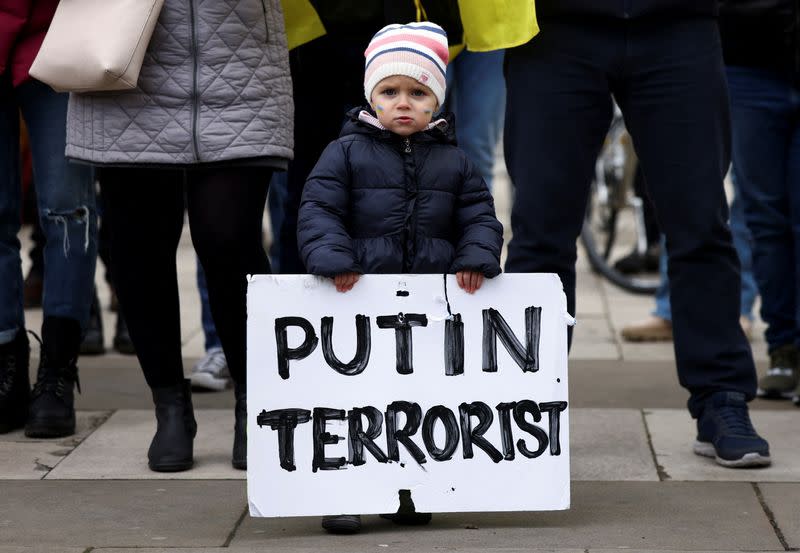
[641,409,670,481]
[752,482,792,551]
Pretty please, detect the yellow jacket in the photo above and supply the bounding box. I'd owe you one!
[282,0,538,53]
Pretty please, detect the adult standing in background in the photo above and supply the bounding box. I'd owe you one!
[504,0,771,466]
[66,0,293,472]
[719,0,800,404]
[0,0,97,438]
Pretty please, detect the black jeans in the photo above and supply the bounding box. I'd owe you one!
[102,166,271,388]
[503,17,756,417]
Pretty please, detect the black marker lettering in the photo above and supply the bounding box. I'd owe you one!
[495,402,517,460]
[421,405,460,461]
[274,317,319,380]
[376,313,428,374]
[312,408,347,472]
[348,406,388,466]
[458,402,503,463]
[540,401,568,455]
[482,307,542,373]
[385,401,426,465]
[320,315,371,376]
[256,408,312,472]
[444,314,464,376]
[513,400,548,458]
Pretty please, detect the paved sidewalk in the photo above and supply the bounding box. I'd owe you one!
[2,163,797,553]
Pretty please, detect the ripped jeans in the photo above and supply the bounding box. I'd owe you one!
[0,77,97,343]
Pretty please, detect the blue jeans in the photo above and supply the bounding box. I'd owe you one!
[0,78,97,344]
[504,18,756,416]
[727,66,800,352]
[196,258,221,352]
[654,172,757,321]
[445,49,505,189]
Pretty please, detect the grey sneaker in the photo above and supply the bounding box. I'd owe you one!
[321,515,361,534]
[189,347,231,391]
[757,344,798,399]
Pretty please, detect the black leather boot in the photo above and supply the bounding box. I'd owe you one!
[0,331,30,434]
[26,317,82,438]
[232,384,247,470]
[148,379,197,472]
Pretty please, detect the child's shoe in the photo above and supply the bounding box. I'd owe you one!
[321,514,361,534]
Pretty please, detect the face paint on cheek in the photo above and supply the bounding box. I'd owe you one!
[375,105,385,112]
[423,109,432,114]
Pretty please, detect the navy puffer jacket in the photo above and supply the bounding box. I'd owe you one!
[298,108,503,278]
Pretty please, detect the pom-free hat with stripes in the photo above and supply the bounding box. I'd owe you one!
[364,22,449,108]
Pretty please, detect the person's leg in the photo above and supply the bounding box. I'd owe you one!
[447,49,506,189]
[728,171,757,321]
[727,66,798,399]
[187,166,271,468]
[620,235,673,342]
[0,76,30,433]
[18,79,97,438]
[189,257,230,392]
[102,168,185,387]
[103,166,196,471]
[504,21,616,331]
[267,172,287,271]
[617,18,767,466]
[279,34,366,274]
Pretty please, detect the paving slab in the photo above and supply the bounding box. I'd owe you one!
[232,482,779,551]
[569,341,620,361]
[0,545,86,553]
[94,549,582,553]
[74,358,235,410]
[0,411,110,480]
[645,409,800,482]
[0,480,245,548]
[571,409,657,481]
[47,410,244,480]
[759,483,800,549]
[619,342,676,362]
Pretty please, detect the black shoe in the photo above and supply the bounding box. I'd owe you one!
[613,244,661,275]
[694,391,771,468]
[25,354,80,438]
[113,314,135,355]
[321,515,362,534]
[80,291,106,356]
[380,489,432,525]
[0,331,31,434]
[26,317,83,438]
[148,379,197,472]
[232,384,246,470]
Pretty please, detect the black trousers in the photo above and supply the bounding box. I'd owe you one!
[102,166,271,389]
[503,17,756,416]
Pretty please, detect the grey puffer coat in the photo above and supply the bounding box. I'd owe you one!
[66,0,293,166]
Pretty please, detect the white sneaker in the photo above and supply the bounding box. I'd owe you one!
[189,347,231,391]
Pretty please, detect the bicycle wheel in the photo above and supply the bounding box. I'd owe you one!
[581,184,659,295]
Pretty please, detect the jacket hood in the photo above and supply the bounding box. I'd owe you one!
[340,106,458,146]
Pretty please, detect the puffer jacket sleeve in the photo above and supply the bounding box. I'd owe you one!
[297,140,362,277]
[449,154,504,278]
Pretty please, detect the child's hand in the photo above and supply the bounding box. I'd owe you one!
[333,272,360,292]
[456,270,484,294]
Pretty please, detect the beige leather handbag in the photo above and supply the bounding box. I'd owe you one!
[30,0,165,93]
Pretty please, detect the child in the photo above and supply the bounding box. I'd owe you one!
[297,21,504,534]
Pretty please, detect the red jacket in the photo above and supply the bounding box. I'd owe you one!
[0,0,58,87]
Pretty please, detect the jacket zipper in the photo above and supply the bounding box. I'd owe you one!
[401,137,417,272]
[189,0,200,161]
[260,0,270,43]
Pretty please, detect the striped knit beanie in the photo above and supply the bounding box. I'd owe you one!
[364,22,449,108]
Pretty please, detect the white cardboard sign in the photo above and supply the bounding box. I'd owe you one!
[246,273,571,517]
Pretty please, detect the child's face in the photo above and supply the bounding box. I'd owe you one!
[370,75,438,136]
